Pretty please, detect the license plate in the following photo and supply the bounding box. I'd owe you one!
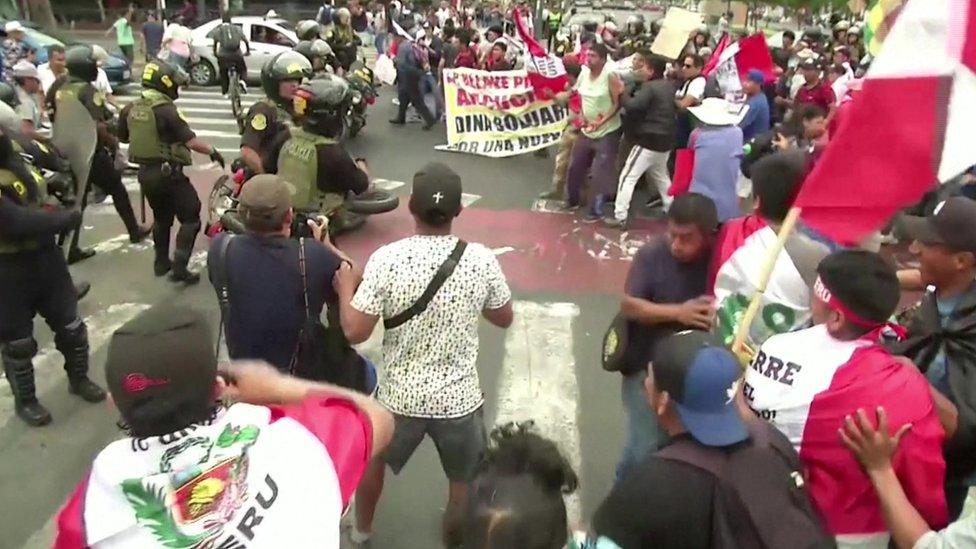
[123,70,131,79]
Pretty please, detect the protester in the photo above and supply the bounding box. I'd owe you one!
[564,43,624,222]
[37,44,66,95]
[743,250,949,546]
[482,41,511,71]
[592,330,828,548]
[390,30,436,130]
[608,51,674,227]
[208,174,346,372]
[177,0,197,26]
[710,150,830,350]
[445,422,579,547]
[540,60,582,201]
[159,22,193,69]
[54,305,394,547]
[791,58,836,119]
[673,53,706,148]
[614,193,718,481]
[141,11,164,61]
[107,5,136,65]
[2,21,31,84]
[685,98,746,222]
[739,69,771,142]
[454,29,479,69]
[10,61,43,139]
[891,196,976,519]
[334,163,513,544]
[843,407,974,549]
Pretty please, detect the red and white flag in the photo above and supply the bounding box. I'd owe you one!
[513,8,568,98]
[704,33,777,94]
[745,325,947,544]
[796,0,976,245]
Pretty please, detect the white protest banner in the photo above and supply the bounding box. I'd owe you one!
[437,68,570,158]
[651,7,704,60]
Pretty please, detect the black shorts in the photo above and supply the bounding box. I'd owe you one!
[383,407,487,482]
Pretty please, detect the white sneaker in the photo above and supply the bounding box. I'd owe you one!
[239,81,248,95]
[391,97,400,106]
[349,527,372,544]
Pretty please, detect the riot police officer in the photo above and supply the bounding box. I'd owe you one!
[295,39,341,76]
[239,51,312,176]
[620,15,652,58]
[295,19,323,41]
[119,61,225,284]
[52,44,150,264]
[276,76,369,233]
[0,132,105,426]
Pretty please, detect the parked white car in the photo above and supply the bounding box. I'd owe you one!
[187,16,298,87]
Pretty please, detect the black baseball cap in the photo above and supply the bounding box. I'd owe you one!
[411,162,463,225]
[899,197,976,253]
[105,305,217,422]
[651,330,748,447]
[816,250,900,324]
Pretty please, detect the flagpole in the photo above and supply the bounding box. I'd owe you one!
[730,206,802,366]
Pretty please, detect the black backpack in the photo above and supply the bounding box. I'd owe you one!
[215,24,241,54]
[657,420,835,549]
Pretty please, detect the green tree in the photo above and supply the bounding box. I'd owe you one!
[26,0,57,28]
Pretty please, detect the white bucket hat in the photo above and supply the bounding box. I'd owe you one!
[4,21,24,34]
[11,59,38,80]
[688,97,749,126]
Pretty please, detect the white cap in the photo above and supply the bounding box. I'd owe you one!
[4,21,24,34]
[688,97,749,126]
[11,59,38,79]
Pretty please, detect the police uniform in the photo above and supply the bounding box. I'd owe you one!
[119,90,201,279]
[0,147,105,426]
[241,99,293,173]
[52,77,145,250]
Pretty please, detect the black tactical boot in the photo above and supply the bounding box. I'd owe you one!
[168,222,201,284]
[56,320,106,403]
[67,246,96,265]
[152,224,172,276]
[2,339,52,426]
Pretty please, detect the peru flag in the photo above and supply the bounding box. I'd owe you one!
[745,325,947,545]
[513,8,568,98]
[796,0,976,245]
[703,33,777,94]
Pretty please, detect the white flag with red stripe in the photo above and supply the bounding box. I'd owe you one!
[795,0,976,244]
[513,8,568,99]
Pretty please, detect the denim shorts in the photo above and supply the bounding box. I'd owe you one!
[383,407,487,482]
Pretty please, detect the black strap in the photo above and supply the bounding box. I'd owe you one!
[211,234,237,358]
[298,237,311,320]
[384,239,467,330]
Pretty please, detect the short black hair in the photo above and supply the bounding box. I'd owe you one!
[563,61,582,79]
[47,44,65,56]
[783,30,796,41]
[590,42,609,60]
[751,150,809,223]
[668,192,719,235]
[798,103,827,122]
[487,24,504,36]
[682,53,705,69]
[445,422,578,549]
[493,41,507,52]
[829,64,846,76]
[637,50,667,77]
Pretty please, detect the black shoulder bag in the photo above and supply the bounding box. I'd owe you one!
[384,239,468,330]
[210,234,236,358]
[292,238,369,392]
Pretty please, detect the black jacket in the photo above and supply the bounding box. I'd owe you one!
[888,287,976,478]
[621,77,676,152]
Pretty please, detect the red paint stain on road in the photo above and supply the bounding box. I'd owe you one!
[335,204,666,295]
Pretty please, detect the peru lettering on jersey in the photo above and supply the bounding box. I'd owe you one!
[710,215,811,351]
[744,325,948,548]
[54,398,372,549]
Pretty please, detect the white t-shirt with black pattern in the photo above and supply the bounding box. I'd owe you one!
[351,235,512,419]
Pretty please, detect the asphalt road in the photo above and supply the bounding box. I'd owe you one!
[0,70,672,547]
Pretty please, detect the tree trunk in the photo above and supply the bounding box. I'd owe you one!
[25,0,56,28]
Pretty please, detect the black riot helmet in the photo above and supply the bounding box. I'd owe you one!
[141,60,188,100]
[294,39,334,66]
[295,75,350,138]
[296,19,322,41]
[260,51,313,107]
[625,15,645,36]
[0,82,20,108]
[65,44,98,83]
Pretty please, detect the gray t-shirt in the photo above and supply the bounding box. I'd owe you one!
[0,100,23,135]
[14,85,39,129]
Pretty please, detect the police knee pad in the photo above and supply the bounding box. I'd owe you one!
[1,337,38,360]
[55,317,88,347]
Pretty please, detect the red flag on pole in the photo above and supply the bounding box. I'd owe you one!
[703,33,729,75]
[794,0,974,245]
[513,8,569,98]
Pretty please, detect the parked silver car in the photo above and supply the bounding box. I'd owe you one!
[187,16,298,87]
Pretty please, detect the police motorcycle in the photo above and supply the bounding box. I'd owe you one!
[294,39,377,140]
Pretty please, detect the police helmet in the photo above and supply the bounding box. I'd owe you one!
[296,19,322,41]
[295,75,350,137]
[260,51,313,106]
[0,82,19,108]
[625,15,645,35]
[65,44,98,83]
[294,39,334,65]
[141,60,187,100]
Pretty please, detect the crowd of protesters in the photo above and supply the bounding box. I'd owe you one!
[34,4,976,549]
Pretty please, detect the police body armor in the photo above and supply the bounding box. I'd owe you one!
[276,128,343,214]
[126,89,192,166]
[0,166,48,254]
[548,12,562,31]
